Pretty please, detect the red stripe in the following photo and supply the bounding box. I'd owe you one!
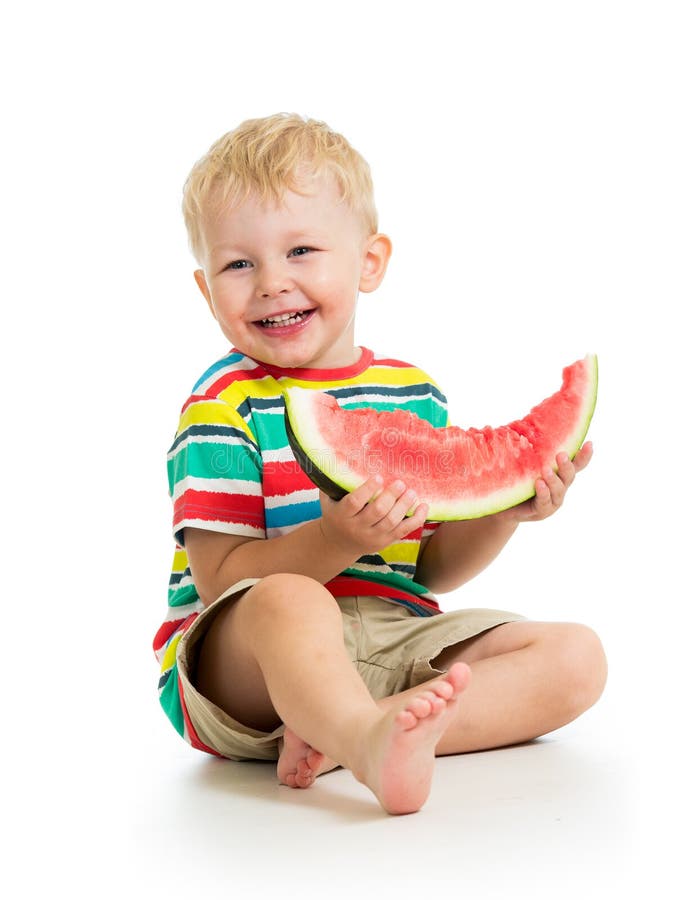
[262,459,315,493]
[153,611,198,654]
[153,618,186,653]
[174,489,264,530]
[181,394,207,414]
[177,676,224,758]
[180,395,200,415]
[371,357,416,369]
[207,365,271,397]
[325,576,440,613]
[251,347,375,381]
[179,367,271,413]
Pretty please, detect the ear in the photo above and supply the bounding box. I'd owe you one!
[194,270,217,319]
[359,234,392,293]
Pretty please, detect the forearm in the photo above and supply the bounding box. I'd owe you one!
[415,515,519,594]
[200,520,358,604]
[188,476,432,605]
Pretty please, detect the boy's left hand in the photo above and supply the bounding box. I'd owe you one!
[498,441,593,524]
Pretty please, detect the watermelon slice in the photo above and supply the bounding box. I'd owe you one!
[283,355,598,520]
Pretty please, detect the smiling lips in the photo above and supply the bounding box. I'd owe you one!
[257,309,315,331]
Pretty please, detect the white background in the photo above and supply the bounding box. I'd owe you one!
[3,1,675,896]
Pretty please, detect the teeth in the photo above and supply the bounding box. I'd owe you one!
[260,311,309,327]
[266,313,296,322]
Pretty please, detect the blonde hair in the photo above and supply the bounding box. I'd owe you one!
[182,113,378,261]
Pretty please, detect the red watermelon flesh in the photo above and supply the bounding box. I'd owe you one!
[283,355,597,520]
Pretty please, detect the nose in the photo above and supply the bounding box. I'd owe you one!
[256,262,293,300]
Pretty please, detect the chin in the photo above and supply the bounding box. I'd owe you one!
[252,346,314,369]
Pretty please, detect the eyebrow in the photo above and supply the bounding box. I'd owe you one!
[208,230,329,256]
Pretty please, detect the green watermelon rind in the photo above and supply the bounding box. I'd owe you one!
[283,354,598,521]
[284,407,350,502]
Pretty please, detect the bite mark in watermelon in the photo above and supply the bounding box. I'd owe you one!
[283,355,598,520]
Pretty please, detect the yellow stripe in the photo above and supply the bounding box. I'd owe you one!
[177,397,256,442]
[192,363,442,403]
[277,365,442,392]
[219,377,282,405]
[381,541,419,565]
[160,633,182,673]
[171,548,188,573]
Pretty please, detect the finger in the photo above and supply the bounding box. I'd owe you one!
[532,476,552,513]
[361,479,410,524]
[386,493,428,534]
[393,501,429,538]
[572,441,593,472]
[541,465,565,507]
[340,475,384,516]
[555,452,576,488]
[381,486,419,527]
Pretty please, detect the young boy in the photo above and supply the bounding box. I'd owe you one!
[154,113,607,815]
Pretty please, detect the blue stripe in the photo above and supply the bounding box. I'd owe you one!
[169,423,259,454]
[191,352,243,392]
[331,383,447,404]
[236,399,252,422]
[248,396,285,413]
[357,554,415,576]
[386,597,436,617]
[265,499,320,528]
[390,563,417,576]
[359,553,389,566]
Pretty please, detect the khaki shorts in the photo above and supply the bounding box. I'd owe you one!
[176,578,523,761]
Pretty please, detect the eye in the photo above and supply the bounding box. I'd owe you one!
[289,246,314,258]
[225,259,251,271]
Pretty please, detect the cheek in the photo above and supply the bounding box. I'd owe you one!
[318,285,356,312]
[311,265,359,305]
[212,288,244,319]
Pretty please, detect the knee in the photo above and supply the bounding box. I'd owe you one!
[243,573,337,622]
[548,623,608,715]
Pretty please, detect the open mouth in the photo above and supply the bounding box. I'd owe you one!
[257,310,314,329]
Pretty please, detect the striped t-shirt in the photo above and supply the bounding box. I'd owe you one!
[154,346,449,746]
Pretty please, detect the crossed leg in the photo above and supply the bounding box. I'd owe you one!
[196,574,607,813]
[278,619,608,788]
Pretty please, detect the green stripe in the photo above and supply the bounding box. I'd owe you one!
[159,667,185,736]
[343,567,432,598]
[169,442,262,487]
[251,415,291,450]
[168,583,199,608]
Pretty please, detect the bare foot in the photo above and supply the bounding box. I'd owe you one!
[356,662,471,815]
[277,728,339,789]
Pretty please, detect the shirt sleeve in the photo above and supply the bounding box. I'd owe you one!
[167,394,265,545]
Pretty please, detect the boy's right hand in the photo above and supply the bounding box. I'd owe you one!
[318,475,429,558]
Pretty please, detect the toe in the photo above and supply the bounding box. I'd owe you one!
[447,662,471,693]
[395,709,419,730]
[431,679,455,701]
[414,690,448,715]
[430,695,447,714]
[408,695,434,718]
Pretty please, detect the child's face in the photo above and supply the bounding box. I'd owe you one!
[194,171,390,370]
